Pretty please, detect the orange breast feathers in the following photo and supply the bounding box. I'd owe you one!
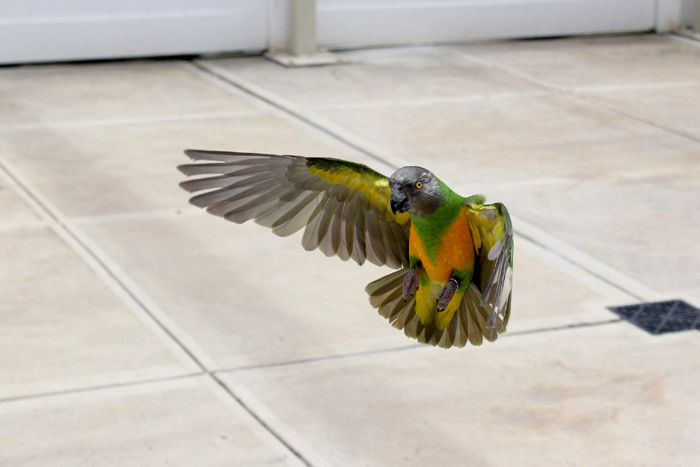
[409,207,475,284]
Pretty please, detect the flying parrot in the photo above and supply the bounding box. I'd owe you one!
[178,150,513,349]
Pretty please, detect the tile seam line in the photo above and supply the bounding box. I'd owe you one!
[569,94,700,146]
[0,319,626,405]
[0,372,203,405]
[209,375,312,467]
[515,230,645,301]
[54,223,210,370]
[188,59,648,302]
[446,48,700,146]
[0,158,312,467]
[667,33,700,50]
[0,156,209,371]
[188,60,395,169]
[217,319,625,374]
[0,110,265,133]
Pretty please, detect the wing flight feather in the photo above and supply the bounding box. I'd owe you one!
[179,150,411,268]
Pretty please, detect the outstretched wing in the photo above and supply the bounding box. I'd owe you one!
[178,150,411,268]
[465,201,514,338]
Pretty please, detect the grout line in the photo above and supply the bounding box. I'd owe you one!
[0,160,59,224]
[514,233,636,301]
[0,110,264,133]
[187,60,406,171]
[69,207,203,226]
[515,229,644,301]
[0,372,203,405]
[51,222,212,371]
[187,58,657,303]
[562,81,700,92]
[505,318,623,337]
[219,318,625,373]
[0,155,215,372]
[306,80,699,112]
[512,214,658,301]
[443,47,700,146]
[0,219,50,233]
[667,33,700,50]
[307,90,550,111]
[0,207,203,232]
[208,375,312,467]
[215,377,330,467]
[566,93,700,145]
[220,344,422,373]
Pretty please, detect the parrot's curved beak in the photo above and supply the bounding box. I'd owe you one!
[390,190,410,214]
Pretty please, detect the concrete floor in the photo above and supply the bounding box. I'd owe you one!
[1,34,699,466]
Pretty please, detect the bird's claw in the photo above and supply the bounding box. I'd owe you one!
[402,267,420,301]
[437,278,459,312]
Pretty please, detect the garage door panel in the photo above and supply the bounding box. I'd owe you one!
[0,1,266,65]
[319,0,656,48]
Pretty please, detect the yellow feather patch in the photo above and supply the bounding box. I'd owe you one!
[435,289,465,330]
[307,164,409,225]
[415,281,441,325]
[466,205,506,252]
[469,223,482,253]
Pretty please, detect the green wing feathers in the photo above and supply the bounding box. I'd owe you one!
[178,150,410,268]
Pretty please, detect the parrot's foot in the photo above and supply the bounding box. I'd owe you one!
[437,278,459,312]
[403,267,419,301]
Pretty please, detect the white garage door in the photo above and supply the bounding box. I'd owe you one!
[0,0,664,65]
[318,0,658,48]
[0,0,267,65]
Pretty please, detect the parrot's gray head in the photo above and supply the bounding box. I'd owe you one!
[388,166,442,217]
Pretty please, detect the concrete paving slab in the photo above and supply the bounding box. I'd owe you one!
[207,47,541,110]
[219,323,700,467]
[453,35,700,89]
[77,210,612,370]
[0,376,298,466]
[0,112,384,218]
[0,61,261,128]
[0,228,191,399]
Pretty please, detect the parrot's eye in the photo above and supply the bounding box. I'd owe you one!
[415,181,423,189]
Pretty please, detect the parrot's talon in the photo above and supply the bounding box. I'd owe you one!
[437,278,459,312]
[403,267,420,301]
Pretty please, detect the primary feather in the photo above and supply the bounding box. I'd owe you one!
[179,150,410,268]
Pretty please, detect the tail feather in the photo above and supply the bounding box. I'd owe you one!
[365,268,507,349]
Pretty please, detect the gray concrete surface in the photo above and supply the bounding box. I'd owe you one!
[0,34,699,466]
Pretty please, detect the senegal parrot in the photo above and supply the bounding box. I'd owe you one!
[178,150,513,349]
